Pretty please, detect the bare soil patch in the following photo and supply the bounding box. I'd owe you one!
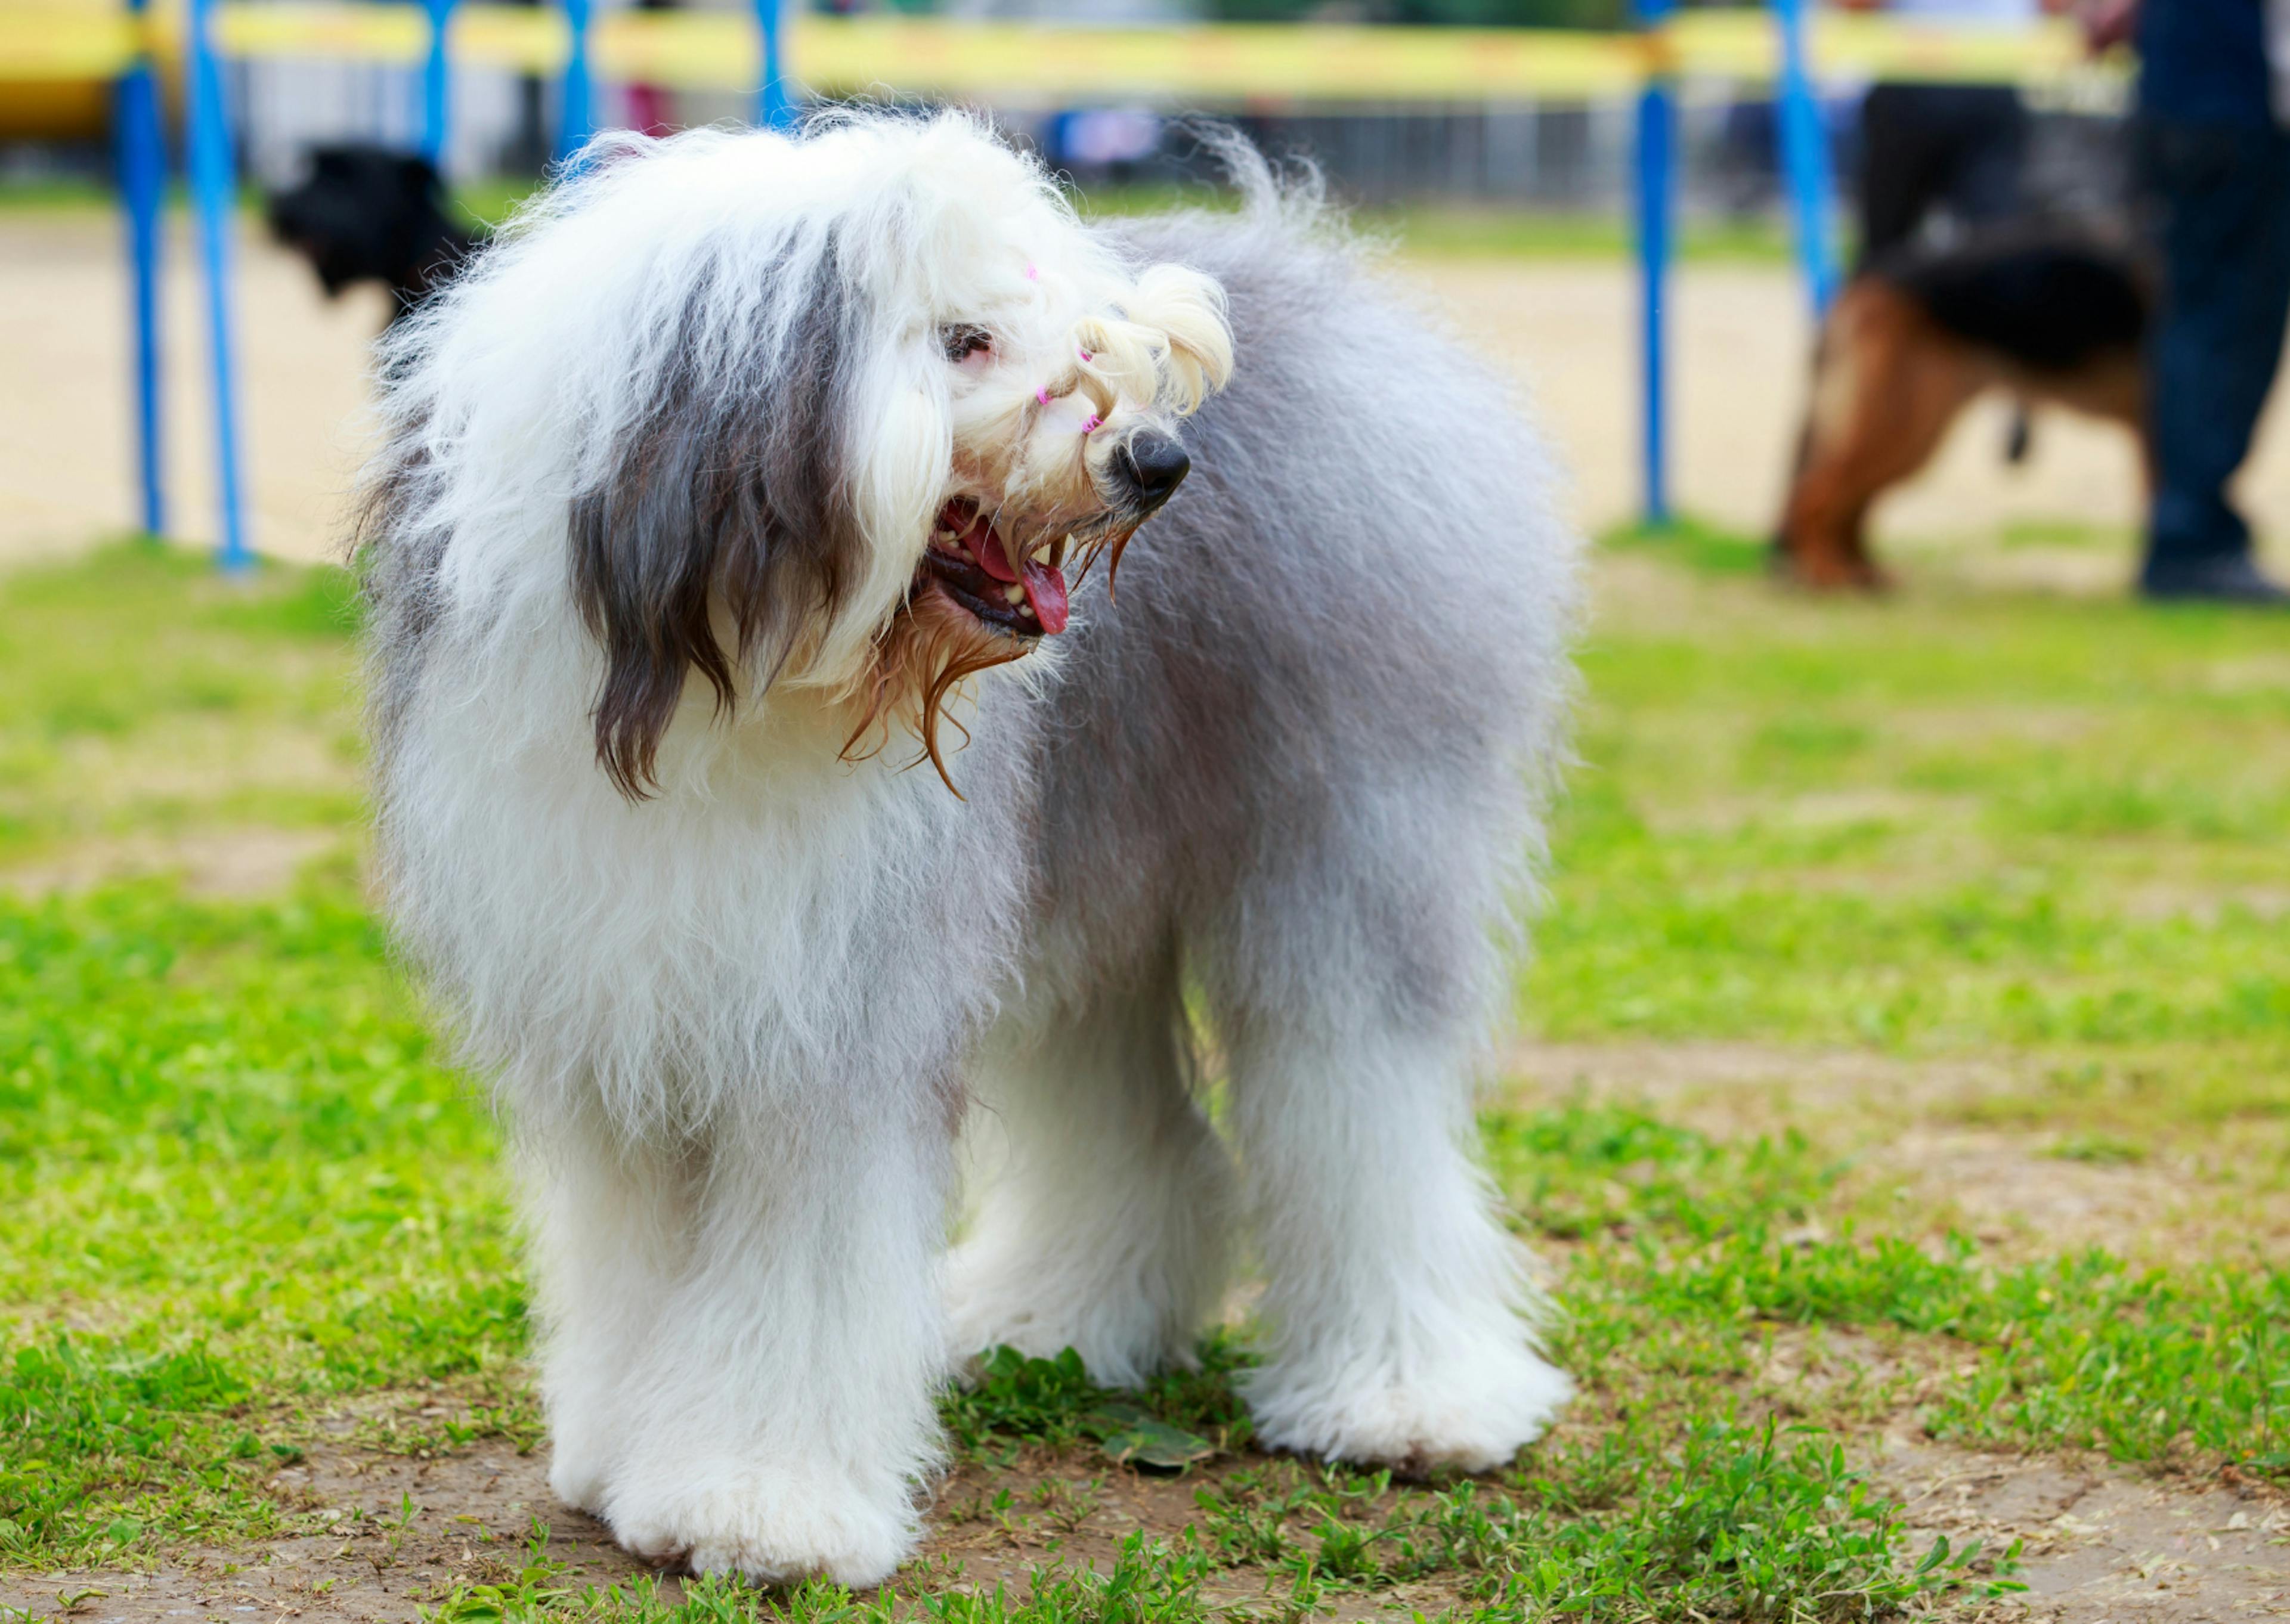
[0,828,345,899]
[1502,1039,2290,1264]
[1874,1440,2290,1621]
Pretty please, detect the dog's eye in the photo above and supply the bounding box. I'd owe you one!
[942,325,992,362]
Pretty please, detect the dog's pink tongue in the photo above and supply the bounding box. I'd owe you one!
[1022,559,1069,634]
[967,515,1017,584]
[967,519,1070,634]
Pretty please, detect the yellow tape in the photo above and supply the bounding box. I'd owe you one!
[791,17,1653,102]
[0,13,135,79]
[1669,10,2110,85]
[0,2,2130,98]
[445,5,565,75]
[215,2,425,64]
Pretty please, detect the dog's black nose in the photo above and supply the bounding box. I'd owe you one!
[1116,433,1191,513]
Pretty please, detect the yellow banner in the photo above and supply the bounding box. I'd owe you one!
[791,17,1654,101]
[0,3,2130,98]
[215,2,425,63]
[0,13,136,78]
[1668,10,2109,85]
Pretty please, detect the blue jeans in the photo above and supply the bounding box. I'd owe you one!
[2138,117,2290,576]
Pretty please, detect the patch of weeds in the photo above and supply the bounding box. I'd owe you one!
[1601,516,1773,577]
[940,1338,1249,1464]
[417,1519,577,1622]
[1183,1417,1995,1620]
[0,544,364,869]
[0,1336,286,1562]
[1486,1101,1841,1243]
[0,882,522,1566]
[2048,1130,2149,1166]
[1582,1229,2290,1474]
[1493,1102,2288,1477]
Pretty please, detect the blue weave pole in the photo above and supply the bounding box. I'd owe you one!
[1632,0,1676,529]
[422,0,454,165]
[114,0,166,540]
[187,0,252,570]
[558,0,595,162]
[1774,0,1840,315]
[756,0,793,129]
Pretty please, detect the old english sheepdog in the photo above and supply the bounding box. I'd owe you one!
[358,112,1580,1586]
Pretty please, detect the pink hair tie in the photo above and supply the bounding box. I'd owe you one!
[1035,387,1053,405]
[1079,413,1102,435]
[1023,263,1039,281]
[1077,348,1093,362]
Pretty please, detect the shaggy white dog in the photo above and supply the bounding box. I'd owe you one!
[358,111,1579,1586]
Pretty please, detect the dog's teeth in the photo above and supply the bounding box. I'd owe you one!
[1001,584,1026,605]
[1018,602,1036,618]
[1030,543,1051,565]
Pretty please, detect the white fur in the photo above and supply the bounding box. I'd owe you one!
[363,112,1577,1588]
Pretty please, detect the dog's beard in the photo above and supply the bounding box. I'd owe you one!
[841,586,1028,795]
[840,503,1140,795]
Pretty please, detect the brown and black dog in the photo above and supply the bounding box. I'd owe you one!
[1775,230,2150,589]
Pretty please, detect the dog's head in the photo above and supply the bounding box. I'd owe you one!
[428,114,1233,798]
[268,144,461,299]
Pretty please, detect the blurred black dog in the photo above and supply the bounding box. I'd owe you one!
[267,144,482,328]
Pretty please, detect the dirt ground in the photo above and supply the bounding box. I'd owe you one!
[3,1414,2281,1623]
[8,209,2289,568]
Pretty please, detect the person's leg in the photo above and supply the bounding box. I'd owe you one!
[2140,118,2290,593]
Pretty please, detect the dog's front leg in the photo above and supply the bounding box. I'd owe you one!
[571,1091,954,1587]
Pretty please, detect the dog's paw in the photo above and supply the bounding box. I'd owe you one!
[605,1462,917,1587]
[546,1444,612,1519]
[1243,1338,1571,1476]
[943,1238,1189,1389]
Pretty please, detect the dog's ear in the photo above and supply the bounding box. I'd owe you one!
[568,251,862,800]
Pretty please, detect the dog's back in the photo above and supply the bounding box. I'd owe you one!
[1876,231,2148,375]
[1016,197,1580,1017]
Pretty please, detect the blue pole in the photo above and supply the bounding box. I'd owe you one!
[422,0,454,166]
[558,0,595,162]
[187,0,252,570]
[755,0,792,129]
[1632,0,1676,529]
[114,0,166,539]
[1775,0,1840,315]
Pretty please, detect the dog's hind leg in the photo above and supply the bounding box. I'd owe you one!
[1781,283,1982,589]
[1199,820,1569,1474]
[947,956,1236,1387]
[1214,1011,1568,1473]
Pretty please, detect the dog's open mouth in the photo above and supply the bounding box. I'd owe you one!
[919,499,1070,637]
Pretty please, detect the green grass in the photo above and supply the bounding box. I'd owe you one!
[1530,526,2290,1072]
[2,534,2286,1617]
